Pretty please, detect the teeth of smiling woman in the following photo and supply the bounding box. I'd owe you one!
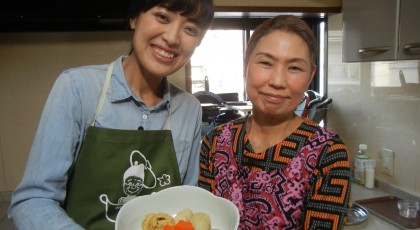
[154,47,175,59]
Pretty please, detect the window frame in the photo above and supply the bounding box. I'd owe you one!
[186,16,326,99]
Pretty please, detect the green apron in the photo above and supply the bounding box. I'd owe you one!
[63,62,181,229]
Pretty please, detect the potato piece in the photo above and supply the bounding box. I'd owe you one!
[174,208,194,224]
[142,213,174,230]
[190,212,211,230]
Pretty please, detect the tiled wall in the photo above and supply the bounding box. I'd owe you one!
[327,14,420,195]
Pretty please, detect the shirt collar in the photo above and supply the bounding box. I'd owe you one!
[108,55,171,109]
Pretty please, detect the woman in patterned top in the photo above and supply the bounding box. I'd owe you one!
[198,15,351,230]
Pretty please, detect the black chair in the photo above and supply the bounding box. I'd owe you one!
[193,91,226,137]
[193,91,225,124]
[217,92,239,102]
[192,91,225,105]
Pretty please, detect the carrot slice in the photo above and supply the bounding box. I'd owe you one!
[164,225,176,230]
[175,220,194,230]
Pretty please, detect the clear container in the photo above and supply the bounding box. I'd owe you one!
[398,200,419,218]
[364,159,376,189]
[354,144,369,185]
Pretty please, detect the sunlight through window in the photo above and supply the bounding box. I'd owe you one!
[190,30,245,101]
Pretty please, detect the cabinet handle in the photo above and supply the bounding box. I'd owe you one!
[358,46,391,54]
[403,43,420,52]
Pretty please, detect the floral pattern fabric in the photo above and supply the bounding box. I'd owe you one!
[199,117,351,230]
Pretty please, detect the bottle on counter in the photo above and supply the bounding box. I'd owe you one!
[354,144,369,185]
[364,159,376,189]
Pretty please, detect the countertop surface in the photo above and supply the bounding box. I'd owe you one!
[345,183,414,230]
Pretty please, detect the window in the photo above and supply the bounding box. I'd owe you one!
[190,16,326,101]
[191,30,245,100]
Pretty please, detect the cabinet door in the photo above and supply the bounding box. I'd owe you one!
[398,0,420,60]
[342,0,398,62]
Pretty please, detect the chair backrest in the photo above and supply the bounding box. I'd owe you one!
[295,90,332,123]
[217,92,239,102]
[193,91,225,104]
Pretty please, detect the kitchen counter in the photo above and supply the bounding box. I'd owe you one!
[345,183,414,230]
[1,183,418,230]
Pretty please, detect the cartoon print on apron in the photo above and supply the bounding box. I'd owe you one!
[99,149,171,223]
[63,62,181,230]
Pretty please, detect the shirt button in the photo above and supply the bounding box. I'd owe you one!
[143,114,148,119]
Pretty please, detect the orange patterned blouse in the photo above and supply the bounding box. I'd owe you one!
[199,117,351,230]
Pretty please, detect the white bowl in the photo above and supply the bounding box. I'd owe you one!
[115,185,240,230]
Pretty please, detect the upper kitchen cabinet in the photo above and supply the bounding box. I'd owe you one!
[398,0,420,60]
[342,0,420,62]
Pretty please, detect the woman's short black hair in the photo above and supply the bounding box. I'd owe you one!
[245,15,318,68]
[128,0,214,33]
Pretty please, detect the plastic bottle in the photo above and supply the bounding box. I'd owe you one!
[364,159,376,189]
[354,144,369,185]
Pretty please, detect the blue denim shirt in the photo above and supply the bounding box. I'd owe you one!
[8,56,202,229]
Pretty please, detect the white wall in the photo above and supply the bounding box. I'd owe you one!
[0,31,186,192]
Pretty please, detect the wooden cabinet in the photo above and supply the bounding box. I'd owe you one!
[342,0,420,62]
[398,0,420,60]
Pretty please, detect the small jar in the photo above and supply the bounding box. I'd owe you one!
[398,200,419,218]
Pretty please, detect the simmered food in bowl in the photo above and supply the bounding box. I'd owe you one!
[142,208,211,230]
[115,185,239,230]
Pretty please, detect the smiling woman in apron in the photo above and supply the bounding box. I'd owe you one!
[8,0,214,229]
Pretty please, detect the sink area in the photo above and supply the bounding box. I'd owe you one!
[355,196,420,229]
[345,182,420,229]
[344,183,399,230]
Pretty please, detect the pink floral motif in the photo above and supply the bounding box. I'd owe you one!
[255,171,271,184]
[211,122,324,230]
[265,216,286,230]
[218,123,233,146]
[286,156,304,180]
[226,165,236,180]
[229,183,243,204]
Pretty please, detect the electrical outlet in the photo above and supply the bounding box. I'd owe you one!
[381,148,394,176]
